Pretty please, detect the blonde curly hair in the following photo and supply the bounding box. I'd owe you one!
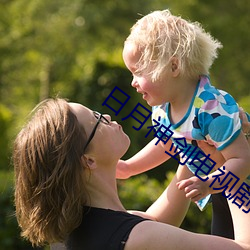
[13,98,88,246]
[125,9,222,81]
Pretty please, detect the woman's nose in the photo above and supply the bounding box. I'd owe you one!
[103,114,112,122]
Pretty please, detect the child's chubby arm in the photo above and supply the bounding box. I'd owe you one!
[116,137,172,179]
[177,131,250,202]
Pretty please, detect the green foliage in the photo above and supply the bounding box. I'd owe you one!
[1,0,249,155]
[119,174,163,210]
[0,104,13,170]
[182,202,212,234]
[239,95,250,113]
[185,1,250,100]
[0,171,44,249]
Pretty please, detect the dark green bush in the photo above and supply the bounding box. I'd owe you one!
[0,171,44,250]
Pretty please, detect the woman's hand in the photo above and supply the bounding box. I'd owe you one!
[197,141,225,168]
[239,107,250,141]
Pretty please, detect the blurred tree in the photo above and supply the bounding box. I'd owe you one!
[0,171,44,250]
[0,104,12,170]
[239,95,250,112]
[185,0,250,100]
[1,0,248,149]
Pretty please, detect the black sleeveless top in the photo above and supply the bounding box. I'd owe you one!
[65,206,148,250]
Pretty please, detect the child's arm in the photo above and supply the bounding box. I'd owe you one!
[116,137,173,179]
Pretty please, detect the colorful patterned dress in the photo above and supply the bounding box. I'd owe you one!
[152,75,245,210]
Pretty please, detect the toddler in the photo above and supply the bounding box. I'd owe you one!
[118,9,250,239]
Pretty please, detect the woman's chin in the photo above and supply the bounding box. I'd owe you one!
[121,137,131,157]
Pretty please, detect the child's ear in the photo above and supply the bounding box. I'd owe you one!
[171,63,178,72]
[171,57,180,77]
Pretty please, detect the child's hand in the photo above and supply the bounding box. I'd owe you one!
[116,160,131,179]
[177,176,211,202]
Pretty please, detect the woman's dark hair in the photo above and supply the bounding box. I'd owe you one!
[13,98,88,246]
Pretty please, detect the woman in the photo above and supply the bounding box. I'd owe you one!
[13,98,250,249]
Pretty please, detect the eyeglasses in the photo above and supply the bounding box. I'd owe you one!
[84,111,110,151]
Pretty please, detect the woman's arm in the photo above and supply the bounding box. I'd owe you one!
[144,164,192,226]
[126,112,250,249]
[217,131,250,180]
[125,183,250,250]
[129,164,192,226]
[178,113,250,201]
[208,109,250,188]
[125,220,250,250]
[240,108,250,142]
